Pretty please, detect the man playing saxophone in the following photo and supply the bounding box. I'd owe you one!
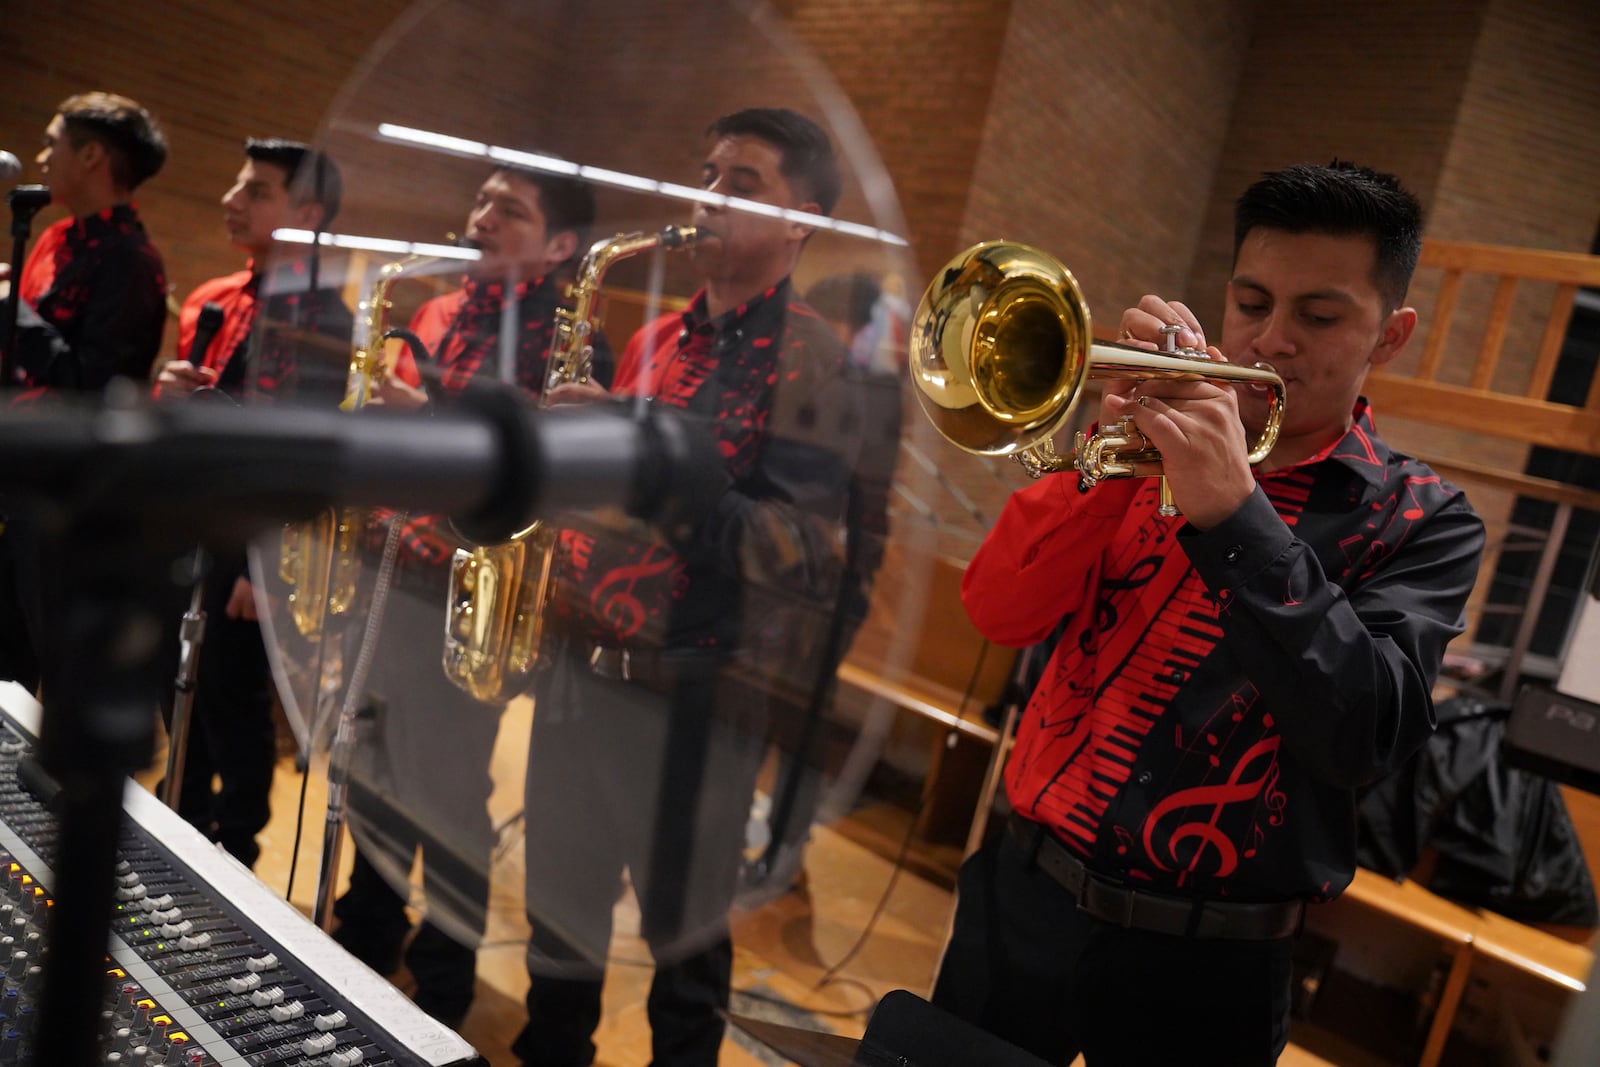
[511,107,890,1067]
[331,162,606,1032]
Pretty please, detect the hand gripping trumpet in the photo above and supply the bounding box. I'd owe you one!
[909,241,1284,516]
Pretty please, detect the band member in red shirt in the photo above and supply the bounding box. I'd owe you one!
[152,138,348,872]
[0,92,169,695]
[511,107,886,1067]
[332,162,605,1033]
[933,162,1486,1066]
[2,91,167,392]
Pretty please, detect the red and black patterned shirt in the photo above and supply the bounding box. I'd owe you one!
[381,274,611,569]
[964,402,1484,903]
[8,204,166,391]
[176,260,353,400]
[551,279,865,662]
[392,274,612,400]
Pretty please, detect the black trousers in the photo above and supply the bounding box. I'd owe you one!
[334,583,502,1026]
[157,553,275,869]
[932,831,1295,1067]
[513,650,766,1067]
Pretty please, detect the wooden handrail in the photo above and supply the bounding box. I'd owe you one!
[1418,241,1600,285]
[1368,238,1600,454]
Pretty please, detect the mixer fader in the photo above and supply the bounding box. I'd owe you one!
[0,682,482,1067]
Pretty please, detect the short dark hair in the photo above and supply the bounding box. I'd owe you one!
[1233,160,1423,311]
[244,138,344,227]
[492,164,597,266]
[707,107,841,216]
[806,272,881,334]
[58,92,167,190]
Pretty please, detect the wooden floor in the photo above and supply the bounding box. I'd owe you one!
[134,703,1562,1067]
[138,711,954,1067]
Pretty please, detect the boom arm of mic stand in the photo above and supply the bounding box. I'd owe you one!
[0,386,723,544]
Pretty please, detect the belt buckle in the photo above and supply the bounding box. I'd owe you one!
[589,645,632,681]
[1079,875,1138,929]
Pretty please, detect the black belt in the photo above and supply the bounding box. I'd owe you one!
[1007,815,1303,941]
[581,642,723,692]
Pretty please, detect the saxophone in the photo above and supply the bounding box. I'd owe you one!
[442,225,699,700]
[279,251,442,637]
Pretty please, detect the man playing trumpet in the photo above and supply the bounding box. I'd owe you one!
[934,161,1486,1066]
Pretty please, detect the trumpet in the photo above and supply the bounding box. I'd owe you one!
[442,224,700,702]
[910,241,1285,515]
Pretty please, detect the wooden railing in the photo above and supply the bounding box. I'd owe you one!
[1364,239,1600,454]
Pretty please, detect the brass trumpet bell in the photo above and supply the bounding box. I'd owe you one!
[912,242,1092,460]
[911,241,1286,503]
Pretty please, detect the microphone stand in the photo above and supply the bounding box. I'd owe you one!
[160,308,229,814]
[34,516,173,1067]
[4,185,51,384]
[160,548,208,813]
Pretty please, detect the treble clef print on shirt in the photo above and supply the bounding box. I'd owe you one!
[1079,554,1163,655]
[1012,500,1225,855]
[1141,734,1283,885]
[589,545,681,641]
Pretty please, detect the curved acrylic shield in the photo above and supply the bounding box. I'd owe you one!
[241,0,993,986]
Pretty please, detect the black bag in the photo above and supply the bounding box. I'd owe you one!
[1356,696,1599,926]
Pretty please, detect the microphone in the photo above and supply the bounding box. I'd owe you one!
[189,302,225,367]
[6,185,51,216]
[0,152,21,183]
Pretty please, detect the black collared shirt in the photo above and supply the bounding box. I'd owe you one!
[963,402,1486,903]
[551,279,879,671]
[399,274,612,399]
[9,204,167,392]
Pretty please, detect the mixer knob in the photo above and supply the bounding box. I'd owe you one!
[267,999,305,1022]
[176,932,211,951]
[301,1031,337,1056]
[248,985,285,1007]
[225,972,261,994]
[245,952,278,972]
[314,1009,347,1030]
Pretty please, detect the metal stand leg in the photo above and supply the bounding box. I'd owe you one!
[161,548,208,812]
[313,511,406,931]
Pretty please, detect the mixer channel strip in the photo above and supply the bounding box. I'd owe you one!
[0,683,481,1067]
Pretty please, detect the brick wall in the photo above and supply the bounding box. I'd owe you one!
[938,0,1257,543]
[6,0,1600,562]
[0,0,413,331]
[1183,0,1491,330]
[1382,0,1600,476]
